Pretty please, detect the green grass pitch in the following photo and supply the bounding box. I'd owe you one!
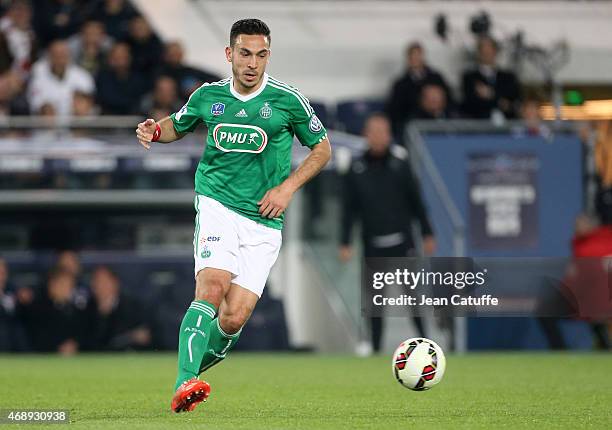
[0,352,610,429]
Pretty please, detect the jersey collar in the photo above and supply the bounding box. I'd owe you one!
[230,73,269,102]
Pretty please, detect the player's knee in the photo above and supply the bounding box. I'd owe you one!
[195,270,229,306]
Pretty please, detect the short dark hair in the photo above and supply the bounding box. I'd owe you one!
[230,19,271,47]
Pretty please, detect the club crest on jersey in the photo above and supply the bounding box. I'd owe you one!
[211,102,225,116]
[309,114,323,133]
[213,123,269,153]
[259,102,272,119]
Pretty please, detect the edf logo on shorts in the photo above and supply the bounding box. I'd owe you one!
[211,102,225,116]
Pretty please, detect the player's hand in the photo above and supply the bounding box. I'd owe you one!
[257,184,294,219]
[136,118,157,150]
[338,245,353,263]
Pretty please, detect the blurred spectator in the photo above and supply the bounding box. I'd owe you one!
[56,250,80,276]
[156,40,220,99]
[27,39,94,117]
[124,15,161,85]
[21,267,87,354]
[385,42,452,140]
[89,0,136,40]
[84,266,151,351]
[72,89,98,116]
[140,75,181,118]
[0,257,28,351]
[461,36,521,119]
[32,0,85,47]
[414,84,455,120]
[512,97,551,138]
[594,120,612,224]
[0,69,28,115]
[95,42,145,114]
[339,113,435,354]
[68,20,113,76]
[0,0,37,79]
[538,214,611,350]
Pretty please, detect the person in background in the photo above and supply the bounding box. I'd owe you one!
[31,0,85,47]
[155,40,221,99]
[385,42,452,141]
[414,83,455,120]
[339,113,436,355]
[461,35,521,119]
[89,0,136,41]
[0,0,37,79]
[538,214,611,350]
[123,15,161,87]
[68,20,113,76]
[140,75,182,118]
[72,90,98,116]
[27,39,94,117]
[95,42,145,114]
[84,266,151,351]
[0,257,28,351]
[21,267,87,355]
[0,69,28,115]
[513,97,551,138]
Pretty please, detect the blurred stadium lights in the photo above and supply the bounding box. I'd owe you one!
[540,99,612,120]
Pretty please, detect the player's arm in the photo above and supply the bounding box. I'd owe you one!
[136,117,185,150]
[136,86,204,149]
[258,138,331,219]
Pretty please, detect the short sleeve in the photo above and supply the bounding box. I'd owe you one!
[287,92,328,148]
[170,86,204,134]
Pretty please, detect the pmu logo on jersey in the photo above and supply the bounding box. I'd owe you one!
[213,123,268,153]
[211,102,225,116]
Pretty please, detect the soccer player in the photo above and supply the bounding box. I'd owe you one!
[135,19,331,413]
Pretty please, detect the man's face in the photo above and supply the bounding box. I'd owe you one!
[226,34,270,90]
[91,269,119,301]
[478,39,497,65]
[165,42,184,66]
[49,42,71,72]
[421,85,446,115]
[82,22,104,46]
[109,44,131,71]
[57,251,80,277]
[154,77,177,105]
[364,116,392,155]
[48,274,74,303]
[407,47,424,69]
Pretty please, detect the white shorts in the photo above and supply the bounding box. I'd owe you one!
[193,195,282,297]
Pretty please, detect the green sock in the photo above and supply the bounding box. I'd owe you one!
[174,300,216,390]
[199,318,242,374]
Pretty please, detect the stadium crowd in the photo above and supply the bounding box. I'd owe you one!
[0,0,533,128]
[0,0,219,119]
[0,252,153,353]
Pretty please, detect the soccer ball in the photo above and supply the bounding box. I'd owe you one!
[392,337,446,391]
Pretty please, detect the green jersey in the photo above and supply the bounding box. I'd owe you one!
[170,73,328,230]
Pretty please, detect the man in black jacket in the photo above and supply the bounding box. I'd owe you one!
[385,42,452,141]
[461,36,521,119]
[339,113,436,354]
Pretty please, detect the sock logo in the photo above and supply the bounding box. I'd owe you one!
[184,327,207,337]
